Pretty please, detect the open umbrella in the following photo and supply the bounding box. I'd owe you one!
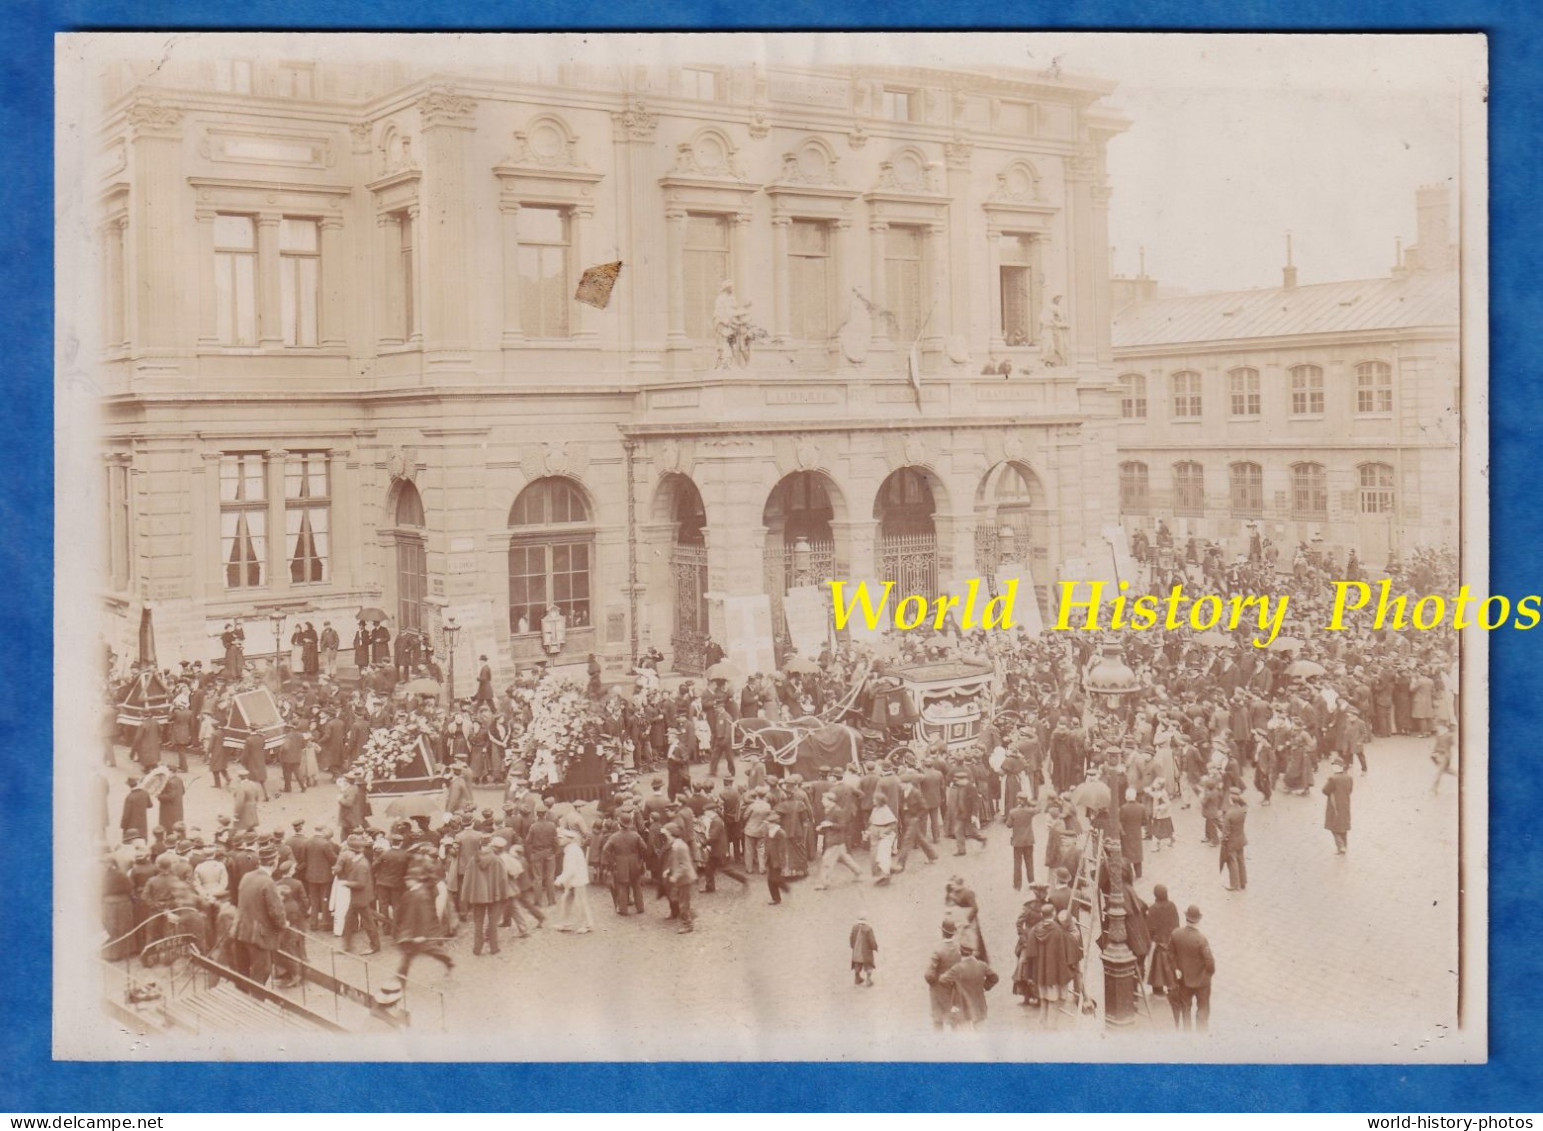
[403,677,443,697]
[1286,659,1327,679]
[705,660,746,684]
[356,607,388,623]
[782,656,820,675]
[1268,636,1305,652]
[1194,630,1233,648]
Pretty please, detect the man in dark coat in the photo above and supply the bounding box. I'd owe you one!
[1323,758,1354,854]
[1220,790,1248,890]
[335,834,381,954]
[924,920,964,1030]
[302,826,339,930]
[120,777,153,843]
[279,726,306,793]
[370,621,392,667]
[939,943,998,1029]
[602,812,648,914]
[157,771,185,833]
[230,845,287,986]
[241,730,270,801]
[395,868,453,979]
[699,803,748,893]
[1169,904,1216,1030]
[474,656,494,706]
[352,622,371,670]
[1006,795,1036,890]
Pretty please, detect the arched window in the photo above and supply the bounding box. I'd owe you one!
[394,480,425,527]
[1290,462,1328,519]
[508,477,593,635]
[1173,461,1205,517]
[1118,373,1147,419]
[1171,371,1202,419]
[1358,462,1396,514]
[1119,461,1149,515]
[1229,462,1264,516]
[1356,360,1393,414]
[1290,364,1325,416]
[1228,367,1260,418]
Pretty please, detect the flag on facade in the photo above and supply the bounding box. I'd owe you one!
[575,261,623,309]
[907,339,924,409]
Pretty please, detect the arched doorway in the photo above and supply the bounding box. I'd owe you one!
[762,471,842,649]
[874,466,939,596]
[508,476,594,637]
[662,475,710,674]
[974,461,1051,612]
[388,480,428,636]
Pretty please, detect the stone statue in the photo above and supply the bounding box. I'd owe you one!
[712,281,767,368]
[541,604,567,654]
[1040,294,1069,368]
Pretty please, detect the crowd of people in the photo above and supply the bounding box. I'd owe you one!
[97,541,1460,1032]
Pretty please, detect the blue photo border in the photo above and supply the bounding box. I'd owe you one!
[6,3,1541,1112]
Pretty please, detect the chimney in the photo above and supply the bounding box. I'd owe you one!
[1282,231,1298,289]
[1410,183,1455,272]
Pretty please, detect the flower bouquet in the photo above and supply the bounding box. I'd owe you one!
[357,715,442,794]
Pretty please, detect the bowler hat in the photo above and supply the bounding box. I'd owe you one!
[1185,905,1203,923]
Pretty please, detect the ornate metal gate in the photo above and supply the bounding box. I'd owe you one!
[764,538,834,621]
[878,532,938,597]
[670,542,710,674]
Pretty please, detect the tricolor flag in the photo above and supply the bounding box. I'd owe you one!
[574,261,623,310]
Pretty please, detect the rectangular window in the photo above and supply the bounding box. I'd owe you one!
[1173,463,1205,517]
[279,63,315,99]
[219,453,267,590]
[1230,464,1264,517]
[885,226,924,343]
[1229,368,1261,417]
[1291,465,1328,518]
[789,220,832,341]
[284,452,330,585]
[508,544,547,634]
[682,68,719,101]
[214,215,257,346]
[1119,464,1149,515]
[518,205,571,338]
[398,212,416,339]
[1356,361,1394,413]
[279,218,319,347]
[1291,365,1325,415]
[1172,372,1202,419]
[881,89,914,122]
[683,214,730,341]
[999,234,1035,345]
[106,463,131,589]
[1119,374,1147,419]
[551,542,592,626]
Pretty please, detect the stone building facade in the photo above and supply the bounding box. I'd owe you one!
[93,55,1130,682]
[1109,185,1461,567]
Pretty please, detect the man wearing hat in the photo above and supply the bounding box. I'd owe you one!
[335,834,382,955]
[231,767,263,832]
[764,810,792,906]
[924,920,964,1030]
[230,841,287,986]
[474,655,494,707]
[303,825,339,931]
[1169,905,1216,1030]
[602,811,648,915]
[663,822,697,932]
[1220,788,1249,891]
[1323,757,1354,854]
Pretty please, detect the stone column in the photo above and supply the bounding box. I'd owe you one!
[405,204,423,346]
[319,217,346,349]
[832,219,852,337]
[377,212,403,347]
[731,212,753,300]
[927,221,949,350]
[266,449,291,596]
[497,200,523,347]
[571,204,595,341]
[124,100,184,368]
[329,448,355,592]
[255,214,283,348]
[944,135,974,350]
[665,208,689,348]
[868,220,890,350]
[193,209,218,348]
[986,228,1004,352]
[770,216,792,344]
[1090,181,1116,369]
[416,87,476,367]
[611,100,662,371]
[192,452,223,602]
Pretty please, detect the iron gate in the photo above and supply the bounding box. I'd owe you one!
[877,531,938,597]
[670,542,709,674]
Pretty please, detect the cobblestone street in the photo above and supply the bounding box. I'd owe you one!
[99,731,1461,1060]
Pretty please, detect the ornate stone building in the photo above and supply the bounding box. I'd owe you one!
[93,56,1129,681]
[1110,185,1461,567]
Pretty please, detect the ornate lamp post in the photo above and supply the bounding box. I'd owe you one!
[1082,638,1142,1029]
[443,616,460,703]
[268,610,286,672]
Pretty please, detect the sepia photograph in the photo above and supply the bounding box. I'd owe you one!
[52,31,1487,1063]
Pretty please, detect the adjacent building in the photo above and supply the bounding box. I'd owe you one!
[1109,185,1461,566]
[93,55,1132,682]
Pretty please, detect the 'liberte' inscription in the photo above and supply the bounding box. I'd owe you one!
[765,387,843,405]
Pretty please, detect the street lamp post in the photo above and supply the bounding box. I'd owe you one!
[268,611,286,673]
[443,616,460,703]
[1101,835,1139,1029]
